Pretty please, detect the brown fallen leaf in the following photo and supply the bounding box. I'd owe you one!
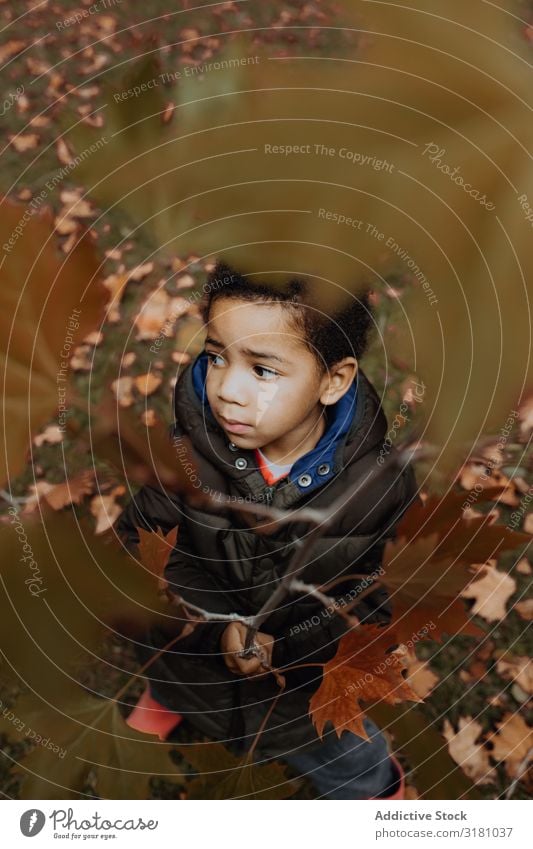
[442,717,496,784]
[58,189,95,220]
[162,101,175,124]
[134,290,190,340]
[56,137,74,166]
[0,201,106,484]
[137,525,178,591]
[103,271,130,322]
[111,376,134,407]
[121,352,136,368]
[380,488,529,643]
[516,558,532,575]
[0,40,26,64]
[90,486,126,534]
[495,656,533,696]
[404,652,439,699]
[175,273,195,289]
[487,713,533,780]
[459,462,520,507]
[22,471,95,514]
[171,351,192,365]
[9,133,39,152]
[176,739,296,800]
[128,261,154,282]
[461,563,517,622]
[308,624,422,741]
[83,330,104,346]
[134,373,162,397]
[141,409,157,427]
[33,424,64,447]
[515,599,533,620]
[70,344,93,371]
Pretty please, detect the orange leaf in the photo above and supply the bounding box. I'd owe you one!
[381,489,530,643]
[487,713,533,779]
[137,526,178,590]
[308,624,422,741]
[0,200,106,484]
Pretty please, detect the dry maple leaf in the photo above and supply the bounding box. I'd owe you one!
[487,713,533,780]
[136,525,178,592]
[495,656,533,696]
[134,373,162,397]
[103,271,131,322]
[90,486,125,534]
[460,563,516,622]
[308,624,422,742]
[516,558,531,575]
[33,424,64,447]
[0,689,186,799]
[381,489,529,642]
[22,471,95,513]
[111,376,134,407]
[176,741,296,800]
[9,133,39,151]
[0,39,26,64]
[128,261,154,281]
[141,409,157,427]
[134,290,190,341]
[0,201,106,484]
[404,651,439,699]
[442,717,496,785]
[515,599,533,620]
[459,461,520,507]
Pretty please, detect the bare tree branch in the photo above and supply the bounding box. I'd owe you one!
[165,444,420,657]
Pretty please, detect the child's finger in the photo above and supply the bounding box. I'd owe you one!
[234,654,262,675]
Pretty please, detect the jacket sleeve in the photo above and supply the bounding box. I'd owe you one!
[114,484,229,661]
[270,462,421,669]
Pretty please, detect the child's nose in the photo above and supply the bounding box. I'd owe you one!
[217,368,248,406]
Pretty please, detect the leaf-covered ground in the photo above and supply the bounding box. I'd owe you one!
[1,0,531,800]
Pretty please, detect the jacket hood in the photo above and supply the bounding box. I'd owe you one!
[172,350,389,502]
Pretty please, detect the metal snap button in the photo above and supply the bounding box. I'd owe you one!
[228,442,239,452]
[317,463,330,475]
[235,457,248,470]
[297,473,312,487]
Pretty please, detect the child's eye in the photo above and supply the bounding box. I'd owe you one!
[205,351,224,366]
[253,364,279,380]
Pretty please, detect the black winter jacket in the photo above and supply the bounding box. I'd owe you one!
[115,351,420,760]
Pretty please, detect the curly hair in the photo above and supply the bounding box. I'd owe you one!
[198,259,375,374]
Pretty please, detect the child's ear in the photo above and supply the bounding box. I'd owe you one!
[319,357,358,406]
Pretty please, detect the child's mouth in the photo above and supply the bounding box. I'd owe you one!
[219,415,253,434]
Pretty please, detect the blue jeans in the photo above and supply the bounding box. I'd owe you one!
[280,717,398,799]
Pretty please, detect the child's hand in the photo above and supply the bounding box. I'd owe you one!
[221,621,274,677]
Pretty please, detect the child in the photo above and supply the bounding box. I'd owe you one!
[116,260,420,800]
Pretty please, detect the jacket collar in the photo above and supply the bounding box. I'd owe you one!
[174,350,388,502]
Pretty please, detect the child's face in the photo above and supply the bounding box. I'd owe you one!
[203,297,345,463]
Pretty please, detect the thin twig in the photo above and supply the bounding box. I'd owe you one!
[240,448,412,653]
[289,579,360,626]
[167,591,255,625]
[319,571,383,593]
[245,676,286,763]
